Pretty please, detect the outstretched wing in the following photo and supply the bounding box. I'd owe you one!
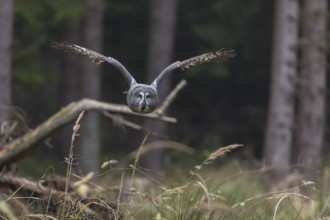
[152,49,236,87]
[179,49,236,70]
[52,42,136,85]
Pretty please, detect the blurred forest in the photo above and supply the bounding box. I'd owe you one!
[0,0,329,184]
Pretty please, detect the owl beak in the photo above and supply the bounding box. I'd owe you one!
[141,97,147,111]
[137,92,147,112]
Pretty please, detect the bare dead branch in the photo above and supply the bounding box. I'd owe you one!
[102,111,167,138]
[0,99,176,167]
[156,79,187,115]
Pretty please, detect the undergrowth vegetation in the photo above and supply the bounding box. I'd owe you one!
[1,113,330,219]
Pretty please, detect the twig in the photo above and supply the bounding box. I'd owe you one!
[102,111,167,138]
[129,140,195,159]
[72,172,95,188]
[133,133,150,171]
[0,172,66,203]
[156,79,187,115]
[74,98,177,123]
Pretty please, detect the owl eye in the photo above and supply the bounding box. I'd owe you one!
[137,92,144,100]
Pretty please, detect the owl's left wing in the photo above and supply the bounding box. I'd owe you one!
[52,42,136,85]
[152,49,236,87]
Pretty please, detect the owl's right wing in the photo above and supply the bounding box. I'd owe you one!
[152,49,236,87]
[179,49,236,70]
[52,42,136,85]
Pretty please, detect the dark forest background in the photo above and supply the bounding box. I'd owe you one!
[0,0,328,184]
[13,1,271,159]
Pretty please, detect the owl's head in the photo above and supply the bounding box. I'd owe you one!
[126,84,159,114]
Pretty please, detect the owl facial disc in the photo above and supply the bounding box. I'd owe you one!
[126,84,159,114]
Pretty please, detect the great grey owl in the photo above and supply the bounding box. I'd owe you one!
[52,42,236,114]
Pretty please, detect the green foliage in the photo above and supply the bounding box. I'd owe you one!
[15,0,84,27]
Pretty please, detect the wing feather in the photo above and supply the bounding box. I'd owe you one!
[152,48,236,87]
[51,42,108,64]
[179,49,236,70]
[51,42,136,84]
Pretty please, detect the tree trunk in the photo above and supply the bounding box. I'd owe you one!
[295,0,327,181]
[142,0,177,171]
[0,0,13,129]
[264,0,299,178]
[62,21,83,104]
[78,0,104,173]
[56,20,83,156]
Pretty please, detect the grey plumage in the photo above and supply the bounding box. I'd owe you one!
[52,42,236,114]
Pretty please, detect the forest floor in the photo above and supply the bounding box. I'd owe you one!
[1,113,330,219]
[1,148,330,220]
